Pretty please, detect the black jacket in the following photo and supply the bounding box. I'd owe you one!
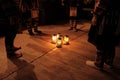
[69,0,79,7]
[0,0,20,36]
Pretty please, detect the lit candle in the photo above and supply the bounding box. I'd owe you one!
[56,38,62,48]
[56,33,61,39]
[64,35,69,45]
[52,34,57,44]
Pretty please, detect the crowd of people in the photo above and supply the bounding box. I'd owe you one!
[0,0,120,71]
[0,0,43,58]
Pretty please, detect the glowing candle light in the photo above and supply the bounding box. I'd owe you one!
[56,38,62,48]
[56,33,61,39]
[64,35,69,45]
[52,34,57,44]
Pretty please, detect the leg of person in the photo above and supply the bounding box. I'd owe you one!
[33,18,42,34]
[28,28,34,35]
[73,20,78,32]
[69,19,74,30]
[27,19,34,35]
[94,49,105,68]
[86,49,105,70]
[105,46,115,68]
[34,26,42,34]
[5,25,22,58]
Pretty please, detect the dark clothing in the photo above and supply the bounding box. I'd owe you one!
[22,0,32,9]
[0,6,8,36]
[26,0,41,35]
[88,10,119,49]
[88,0,119,68]
[69,0,79,7]
[21,0,32,27]
[0,0,20,55]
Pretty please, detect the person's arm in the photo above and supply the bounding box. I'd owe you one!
[61,0,64,6]
[94,0,100,12]
[93,0,107,16]
[91,0,100,26]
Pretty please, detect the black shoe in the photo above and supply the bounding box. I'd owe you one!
[34,29,42,34]
[74,28,79,32]
[12,46,21,52]
[28,29,34,35]
[6,46,21,53]
[68,27,73,30]
[7,52,23,58]
[94,62,103,69]
[17,31,23,34]
[105,61,114,69]
[29,31,34,35]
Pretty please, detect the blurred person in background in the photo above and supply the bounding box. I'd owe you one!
[20,0,42,36]
[28,0,42,35]
[68,0,79,32]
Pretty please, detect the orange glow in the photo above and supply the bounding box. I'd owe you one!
[52,34,57,44]
[64,35,69,45]
[56,38,62,48]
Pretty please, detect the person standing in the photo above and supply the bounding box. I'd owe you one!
[20,0,41,36]
[68,0,79,32]
[0,0,22,58]
[86,0,119,70]
[28,0,42,35]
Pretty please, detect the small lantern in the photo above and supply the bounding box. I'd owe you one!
[56,33,61,39]
[63,35,69,45]
[56,38,62,48]
[52,34,57,44]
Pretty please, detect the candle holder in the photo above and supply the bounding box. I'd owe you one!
[52,34,57,44]
[56,33,61,39]
[52,33,70,48]
[56,37,62,48]
[63,35,69,45]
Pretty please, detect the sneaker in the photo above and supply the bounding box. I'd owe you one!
[86,60,103,70]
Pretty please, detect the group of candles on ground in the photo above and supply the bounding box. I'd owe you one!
[52,33,69,48]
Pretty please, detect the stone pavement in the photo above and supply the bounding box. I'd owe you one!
[0,21,120,80]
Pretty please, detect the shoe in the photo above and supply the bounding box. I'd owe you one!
[34,29,42,34]
[29,31,34,35]
[7,52,23,58]
[68,27,73,30]
[28,29,34,36]
[105,61,114,69]
[12,46,21,52]
[86,60,103,70]
[74,28,79,32]
[6,46,21,53]
[17,31,23,34]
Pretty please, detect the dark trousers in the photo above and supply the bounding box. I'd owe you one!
[5,24,17,55]
[95,45,115,67]
[28,18,39,31]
